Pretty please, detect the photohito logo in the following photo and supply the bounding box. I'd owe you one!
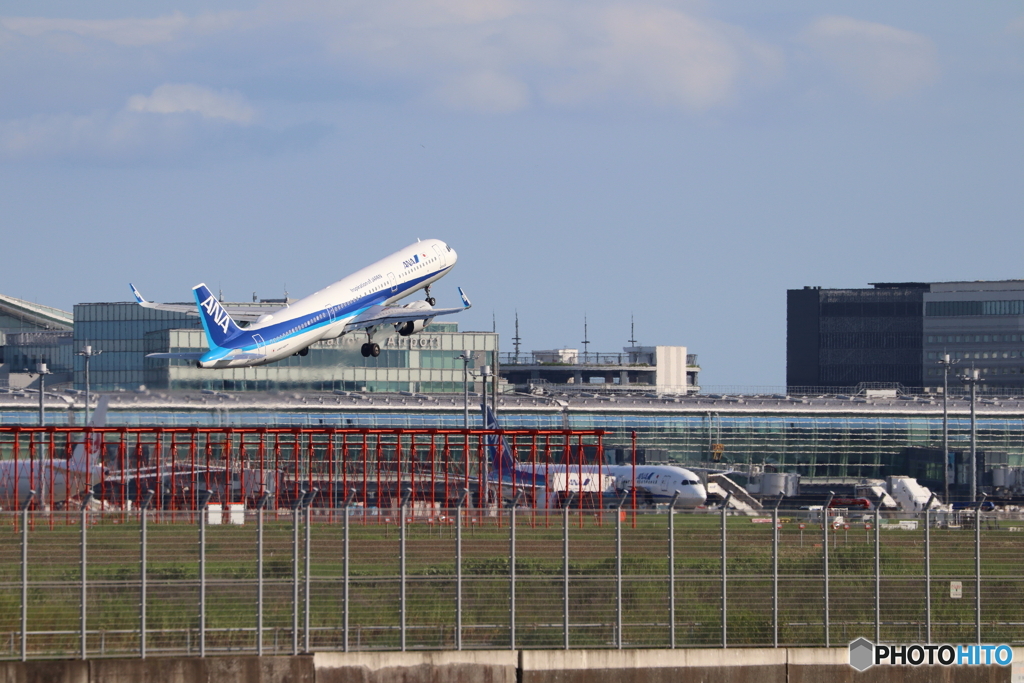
[848,638,1013,671]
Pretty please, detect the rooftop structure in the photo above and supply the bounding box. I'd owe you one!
[500,346,699,394]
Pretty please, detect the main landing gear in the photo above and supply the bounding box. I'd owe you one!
[360,342,380,357]
[424,285,436,306]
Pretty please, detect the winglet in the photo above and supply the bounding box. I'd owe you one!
[130,283,146,304]
[458,287,472,309]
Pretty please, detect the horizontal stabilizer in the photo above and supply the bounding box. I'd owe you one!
[146,352,206,360]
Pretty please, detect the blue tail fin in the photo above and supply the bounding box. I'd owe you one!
[483,404,516,479]
[192,283,242,350]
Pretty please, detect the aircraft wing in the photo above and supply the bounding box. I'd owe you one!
[344,287,472,331]
[130,284,279,323]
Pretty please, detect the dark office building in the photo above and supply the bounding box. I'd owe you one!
[788,280,1024,393]
[788,283,927,390]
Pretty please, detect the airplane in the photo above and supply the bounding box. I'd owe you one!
[131,238,470,369]
[482,406,707,509]
[0,396,109,509]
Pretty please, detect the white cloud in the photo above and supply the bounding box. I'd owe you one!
[0,84,265,161]
[2,2,781,114]
[127,83,255,124]
[803,16,939,99]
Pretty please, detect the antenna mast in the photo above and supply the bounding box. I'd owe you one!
[512,311,522,363]
[628,314,638,347]
[581,315,590,362]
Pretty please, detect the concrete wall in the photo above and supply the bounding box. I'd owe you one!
[0,649,1017,683]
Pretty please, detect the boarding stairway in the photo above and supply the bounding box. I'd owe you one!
[706,473,762,513]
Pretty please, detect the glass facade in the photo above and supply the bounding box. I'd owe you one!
[1,332,73,373]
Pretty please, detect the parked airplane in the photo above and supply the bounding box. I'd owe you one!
[0,397,109,509]
[482,406,707,508]
[131,239,470,369]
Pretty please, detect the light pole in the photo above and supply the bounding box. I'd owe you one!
[937,353,959,504]
[456,354,472,429]
[76,345,103,424]
[960,368,983,503]
[35,362,52,426]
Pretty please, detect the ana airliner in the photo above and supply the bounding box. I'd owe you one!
[132,239,469,368]
[483,407,707,509]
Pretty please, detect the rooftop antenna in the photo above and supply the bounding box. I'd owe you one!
[218,286,223,302]
[512,311,522,363]
[492,311,496,333]
[628,314,638,347]
[581,314,590,362]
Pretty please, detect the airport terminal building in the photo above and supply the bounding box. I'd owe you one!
[2,390,1022,495]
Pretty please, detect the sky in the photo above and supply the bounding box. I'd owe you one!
[1,1,1021,388]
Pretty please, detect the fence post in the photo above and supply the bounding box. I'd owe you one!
[292,499,300,656]
[456,490,467,651]
[304,504,311,653]
[198,490,212,658]
[772,494,782,648]
[668,492,680,649]
[140,495,148,659]
[80,501,89,660]
[509,500,515,649]
[874,505,880,643]
[924,495,935,643]
[400,490,408,652]
[822,492,834,648]
[615,500,622,649]
[21,491,33,662]
[256,491,269,656]
[721,492,731,649]
[343,489,355,653]
[975,495,986,645]
[563,492,575,650]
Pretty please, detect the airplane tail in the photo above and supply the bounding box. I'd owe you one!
[483,404,517,479]
[69,395,110,472]
[192,283,242,350]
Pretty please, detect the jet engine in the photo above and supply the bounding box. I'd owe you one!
[395,300,434,336]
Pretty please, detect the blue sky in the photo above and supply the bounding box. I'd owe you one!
[1,1,1021,387]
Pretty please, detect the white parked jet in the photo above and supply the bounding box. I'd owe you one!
[132,239,470,369]
[483,407,707,509]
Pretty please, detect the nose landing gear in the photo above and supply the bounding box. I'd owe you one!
[424,284,436,306]
[360,342,380,357]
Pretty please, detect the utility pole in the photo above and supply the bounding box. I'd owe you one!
[937,353,958,504]
[960,368,983,503]
[76,345,103,424]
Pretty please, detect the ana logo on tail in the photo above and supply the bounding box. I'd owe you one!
[200,295,232,335]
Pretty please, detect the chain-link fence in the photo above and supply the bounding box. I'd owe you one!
[1,507,1022,660]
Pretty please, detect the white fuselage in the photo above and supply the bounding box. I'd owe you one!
[203,239,457,368]
[494,463,707,509]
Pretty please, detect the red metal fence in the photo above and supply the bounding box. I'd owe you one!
[0,427,608,512]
